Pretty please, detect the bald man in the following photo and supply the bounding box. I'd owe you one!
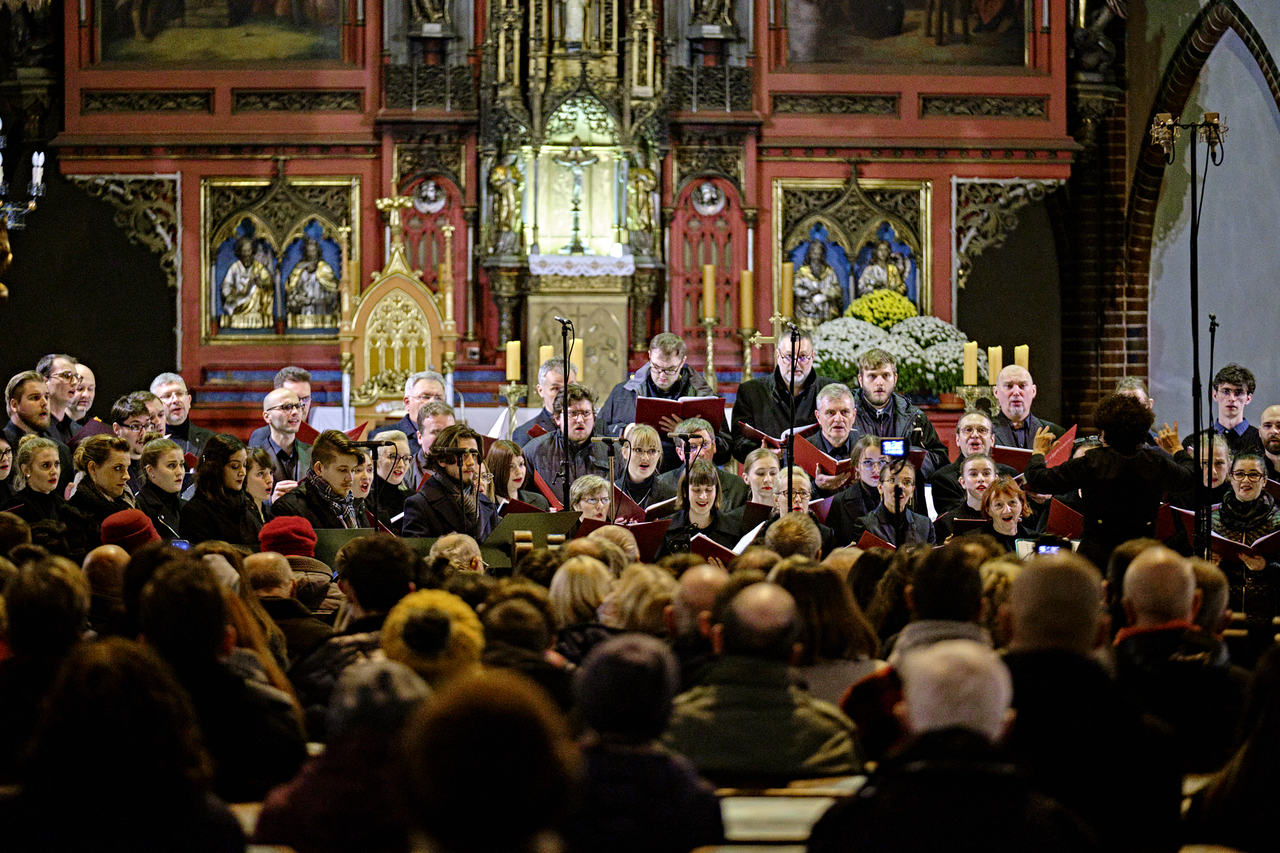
[1001,554,1181,850]
[248,387,312,487]
[662,582,861,784]
[245,551,332,664]
[992,365,1065,450]
[1258,403,1280,480]
[663,564,729,690]
[82,544,130,634]
[1114,546,1247,774]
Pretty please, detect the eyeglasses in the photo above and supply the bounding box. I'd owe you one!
[958,425,992,436]
[267,402,305,413]
[118,421,150,432]
[788,491,812,501]
[50,370,81,387]
[650,362,684,378]
[579,496,609,506]
[565,408,595,421]
[1231,471,1265,482]
[632,447,661,458]
[388,454,413,464]
[158,391,187,403]
[779,353,814,365]
[408,393,444,403]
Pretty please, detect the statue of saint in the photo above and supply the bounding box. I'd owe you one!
[627,167,657,255]
[489,154,524,255]
[413,179,447,214]
[691,0,734,26]
[285,237,339,328]
[220,236,275,329]
[856,239,907,298]
[793,239,843,325]
[410,0,450,26]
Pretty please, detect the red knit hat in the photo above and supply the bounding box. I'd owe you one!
[100,509,161,554]
[259,515,318,557]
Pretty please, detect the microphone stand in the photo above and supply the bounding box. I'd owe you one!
[785,324,800,514]
[1204,313,1220,553]
[557,316,574,509]
[592,436,627,522]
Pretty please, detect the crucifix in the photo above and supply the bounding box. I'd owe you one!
[552,136,599,254]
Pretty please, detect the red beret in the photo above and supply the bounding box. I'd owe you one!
[259,515,318,557]
[100,509,161,554]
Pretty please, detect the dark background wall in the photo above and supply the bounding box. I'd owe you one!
[1,155,176,422]
[956,199,1063,424]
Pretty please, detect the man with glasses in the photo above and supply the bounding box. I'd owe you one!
[657,417,748,510]
[370,369,447,457]
[852,347,949,487]
[249,366,314,447]
[730,329,833,462]
[250,388,311,491]
[928,410,1018,515]
[600,332,729,473]
[36,353,81,445]
[1182,362,1263,457]
[526,384,609,499]
[109,392,161,494]
[514,357,577,448]
[150,372,215,458]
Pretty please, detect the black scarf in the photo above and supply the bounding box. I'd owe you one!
[304,469,359,528]
[1217,490,1280,543]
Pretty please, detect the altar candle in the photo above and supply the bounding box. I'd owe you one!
[963,341,978,386]
[506,341,521,381]
[702,264,716,321]
[780,262,794,318]
[437,263,454,321]
[569,340,585,380]
[1014,345,1029,370]
[538,345,554,366]
[988,346,1003,383]
[739,270,754,328]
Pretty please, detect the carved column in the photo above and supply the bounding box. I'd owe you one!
[629,265,662,351]
[487,265,524,346]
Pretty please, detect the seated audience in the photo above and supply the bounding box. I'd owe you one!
[82,543,128,635]
[548,554,617,664]
[569,635,724,853]
[662,581,863,785]
[480,579,574,709]
[244,551,334,665]
[599,563,677,636]
[808,640,1095,853]
[663,563,730,690]
[381,589,485,688]
[100,509,160,555]
[258,515,345,623]
[179,434,263,548]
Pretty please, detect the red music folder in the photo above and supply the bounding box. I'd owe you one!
[792,435,853,477]
[634,396,725,429]
[738,421,818,449]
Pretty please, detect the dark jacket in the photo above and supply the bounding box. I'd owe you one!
[809,428,866,498]
[167,418,218,460]
[247,430,313,485]
[598,363,730,472]
[481,640,575,711]
[5,486,68,525]
[1002,649,1181,853]
[933,500,987,541]
[368,475,409,533]
[807,728,1098,853]
[655,465,748,511]
[525,429,610,501]
[1182,422,1263,458]
[1024,445,1197,569]
[568,743,724,853]
[928,457,1018,516]
[290,613,388,741]
[554,621,622,666]
[66,479,134,546]
[259,596,334,666]
[369,412,420,457]
[180,490,264,548]
[2,422,73,492]
[402,472,499,541]
[513,407,559,448]
[854,390,950,482]
[993,411,1065,450]
[270,476,365,531]
[615,470,678,510]
[136,480,184,539]
[826,481,881,547]
[730,367,833,462]
[657,508,740,558]
[1113,622,1249,774]
[856,503,935,548]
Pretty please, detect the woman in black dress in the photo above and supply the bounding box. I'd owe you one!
[7,435,66,524]
[136,437,186,540]
[67,434,136,542]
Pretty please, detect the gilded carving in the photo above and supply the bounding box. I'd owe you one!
[673,144,743,195]
[66,175,180,289]
[920,95,1048,118]
[953,180,1062,289]
[232,90,363,112]
[81,90,212,113]
[771,93,898,115]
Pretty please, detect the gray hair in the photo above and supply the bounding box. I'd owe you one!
[149,372,187,395]
[900,639,1012,742]
[816,383,854,407]
[537,357,571,384]
[404,370,446,397]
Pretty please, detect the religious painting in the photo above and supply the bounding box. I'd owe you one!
[785,0,1026,67]
[201,173,359,343]
[773,177,932,317]
[96,0,344,63]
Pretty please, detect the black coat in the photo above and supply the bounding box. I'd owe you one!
[854,390,950,484]
[827,481,881,547]
[655,465,748,511]
[270,479,364,531]
[855,503,935,548]
[258,596,334,666]
[657,508,740,558]
[524,430,610,502]
[136,480,184,539]
[180,490,264,548]
[993,411,1065,450]
[67,480,134,546]
[729,368,833,462]
[402,472,498,541]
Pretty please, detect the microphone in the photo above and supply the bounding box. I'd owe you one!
[351,440,396,448]
[1208,313,1220,331]
[591,436,629,445]
[554,315,574,326]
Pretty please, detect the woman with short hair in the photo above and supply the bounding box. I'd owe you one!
[136,437,186,540]
[570,474,611,523]
[658,459,739,558]
[615,424,674,509]
[179,434,263,548]
[978,475,1034,553]
[855,458,935,549]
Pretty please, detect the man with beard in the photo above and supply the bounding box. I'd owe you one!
[525,384,609,501]
[853,347,949,485]
[249,388,311,496]
[35,353,81,445]
[249,366,314,447]
[1182,363,1263,457]
[991,365,1065,450]
[4,371,73,491]
[730,330,832,462]
[402,423,498,541]
[1259,404,1280,480]
[68,363,96,424]
[928,410,1018,516]
[599,332,729,472]
[150,372,215,459]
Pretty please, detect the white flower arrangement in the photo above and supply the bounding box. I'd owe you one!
[812,318,890,379]
[922,340,990,392]
[815,313,981,398]
[890,315,968,351]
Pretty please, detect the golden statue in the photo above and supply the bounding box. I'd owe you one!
[855,239,907,298]
[489,153,524,255]
[285,237,339,328]
[627,166,657,254]
[220,236,275,329]
[794,239,843,324]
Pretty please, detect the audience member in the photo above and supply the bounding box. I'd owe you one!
[599,563,677,636]
[380,588,484,688]
[245,551,334,665]
[258,515,345,623]
[548,554,617,663]
[663,563,730,690]
[887,541,988,663]
[480,579,574,709]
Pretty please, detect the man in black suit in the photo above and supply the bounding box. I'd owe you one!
[928,410,1017,516]
[992,365,1064,449]
[150,372,216,459]
[730,329,832,462]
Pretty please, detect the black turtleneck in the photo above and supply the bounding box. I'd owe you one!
[137,480,184,539]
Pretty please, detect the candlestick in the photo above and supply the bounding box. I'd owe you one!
[987,346,1003,383]
[30,152,43,196]
[701,318,717,389]
[780,262,794,318]
[498,382,528,441]
[737,328,756,382]
[739,270,754,328]
[538,344,554,366]
[702,264,716,321]
[1014,345,1029,370]
[962,341,977,386]
[505,340,521,381]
